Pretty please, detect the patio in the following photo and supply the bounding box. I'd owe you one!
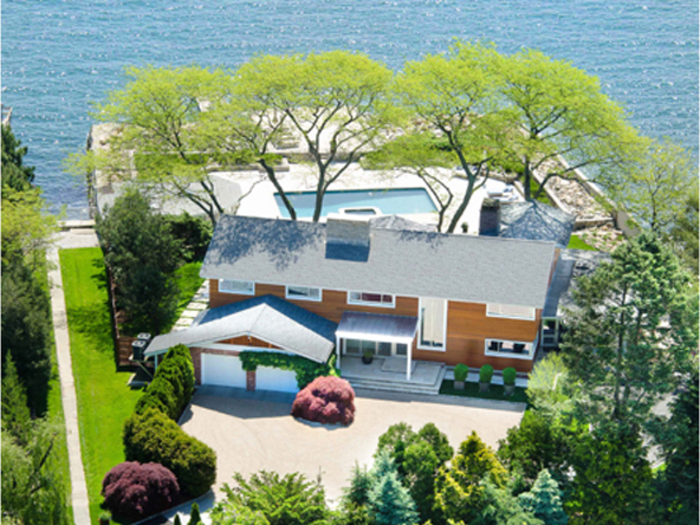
[340,355,446,395]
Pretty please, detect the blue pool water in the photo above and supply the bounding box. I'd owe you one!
[275,188,437,218]
[2,0,697,219]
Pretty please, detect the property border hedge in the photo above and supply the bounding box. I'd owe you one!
[239,351,338,389]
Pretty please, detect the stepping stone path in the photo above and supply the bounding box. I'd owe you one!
[173,281,209,331]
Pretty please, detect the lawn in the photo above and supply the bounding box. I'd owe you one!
[60,247,143,524]
[567,234,598,251]
[440,379,529,405]
[167,261,205,332]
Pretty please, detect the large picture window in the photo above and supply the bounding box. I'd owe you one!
[348,291,395,307]
[486,303,536,320]
[484,338,534,359]
[419,297,446,350]
[286,285,321,302]
[219,279,255,295]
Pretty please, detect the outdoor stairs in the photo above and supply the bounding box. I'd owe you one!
[342,359,447,396]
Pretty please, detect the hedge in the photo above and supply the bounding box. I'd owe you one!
[135,344,195,420]
[239,351,338,389]
[123,408,216,498]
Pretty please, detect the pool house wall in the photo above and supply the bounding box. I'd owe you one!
[209,279,541,373]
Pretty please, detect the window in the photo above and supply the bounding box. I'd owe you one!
[219,279,255,295]
[348,291,395,307]
[419,297,447,350]
[484,338,534,359]
[486,303,536,320]
[286,285,321,302]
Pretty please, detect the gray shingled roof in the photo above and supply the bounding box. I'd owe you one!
[336,312,418,343]
[499,202,576,248]
[201,216,557,308]
[543,249,612,318]
[145,295,337,363]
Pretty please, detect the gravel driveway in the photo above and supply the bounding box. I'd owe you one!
[179,386,526,505]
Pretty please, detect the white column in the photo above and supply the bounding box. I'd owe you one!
[406,339,412,381]
[336,336,341,370]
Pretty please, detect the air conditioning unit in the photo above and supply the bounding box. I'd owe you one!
[131,339,148,361]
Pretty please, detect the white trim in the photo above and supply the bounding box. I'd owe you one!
[417,297,448,352]
[347,291,396,308]
[335,331,415,345]
[219,279,255,295]
[285,285,322,302]
[484,338,535,361]
[485,303,536,321]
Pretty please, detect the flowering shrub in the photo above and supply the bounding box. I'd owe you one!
[291,376,356,426]
[102,461,179,521]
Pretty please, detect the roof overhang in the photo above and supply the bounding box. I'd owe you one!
[335,311,418,345]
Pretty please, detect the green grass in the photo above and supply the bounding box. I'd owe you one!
[440,379,529,405]
[530,178,553,206]
[59,247,143,524]
[567,234,598,251]
[167,262,205,332]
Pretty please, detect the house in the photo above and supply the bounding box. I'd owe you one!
[146,209,566,394]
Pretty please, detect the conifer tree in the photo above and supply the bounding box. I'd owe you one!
[518,469,568,525]
[1,352,31,446]
[368,450,418,525]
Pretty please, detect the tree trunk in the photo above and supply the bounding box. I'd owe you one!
[259,159,297,220]
[523,159,532,201]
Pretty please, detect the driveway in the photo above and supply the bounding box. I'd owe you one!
[179,386,526,504]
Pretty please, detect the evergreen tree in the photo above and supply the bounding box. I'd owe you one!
[174,515,182,525]
[368,450,418,525]
[434,431,508,524]
[1,352,32,446]
[658,367,699,524]
[96,191,181,334]
[1,124,35,191]
[518,469,568,525]
[188,502,202,525]
[477,481,542,525]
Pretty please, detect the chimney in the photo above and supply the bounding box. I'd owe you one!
[325,214,371,261]
[479,198,501,237]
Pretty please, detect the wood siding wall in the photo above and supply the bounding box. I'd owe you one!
[209,279,540,373]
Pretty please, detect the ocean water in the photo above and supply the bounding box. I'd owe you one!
[2,0,697,219]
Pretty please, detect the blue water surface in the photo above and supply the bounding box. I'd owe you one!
[2,0,697,218]
[275,187,438,218]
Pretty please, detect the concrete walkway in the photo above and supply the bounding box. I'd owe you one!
[49,228,100,525]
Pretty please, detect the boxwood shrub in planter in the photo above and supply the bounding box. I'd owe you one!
[502,367,517,396]
[453,364,469,390]
[479,365,494,393]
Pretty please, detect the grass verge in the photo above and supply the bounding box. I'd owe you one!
[168,262,205,332]
[440,379,529,405]
[567,234,598,251]
[59,247,143,524]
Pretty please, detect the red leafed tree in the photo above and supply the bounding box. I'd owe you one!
[292,376,356,426]
[102,461,180,520]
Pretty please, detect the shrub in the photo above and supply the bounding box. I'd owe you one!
[291,376,356,426]
[135,344,195,420]
[164,212,213,263]
[503,367,517,386]
[188,502,202,525]
[123,409,216,497]
[102,461,179,521]
[240,351,338,389]
[480,365,494,384]
[454,364,470,382]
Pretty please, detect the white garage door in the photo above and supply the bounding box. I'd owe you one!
[256,366,299,393]
[201,353,247,388]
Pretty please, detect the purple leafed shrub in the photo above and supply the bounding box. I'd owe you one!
[291,376,356,426]
[102,461,180,521]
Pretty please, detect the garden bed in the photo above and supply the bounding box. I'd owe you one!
[440,379,529,405]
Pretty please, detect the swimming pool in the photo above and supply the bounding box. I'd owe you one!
[274,188,437,218]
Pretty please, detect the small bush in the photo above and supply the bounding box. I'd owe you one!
[502,367,517,386]
[123,409,216,497]
[102,461,179,521]
[454,364,470,382]
[164,212,213,263]
[480,365,494,384]
[292,376,356,426]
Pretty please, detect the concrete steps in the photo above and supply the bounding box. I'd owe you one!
[344,365,447,396]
